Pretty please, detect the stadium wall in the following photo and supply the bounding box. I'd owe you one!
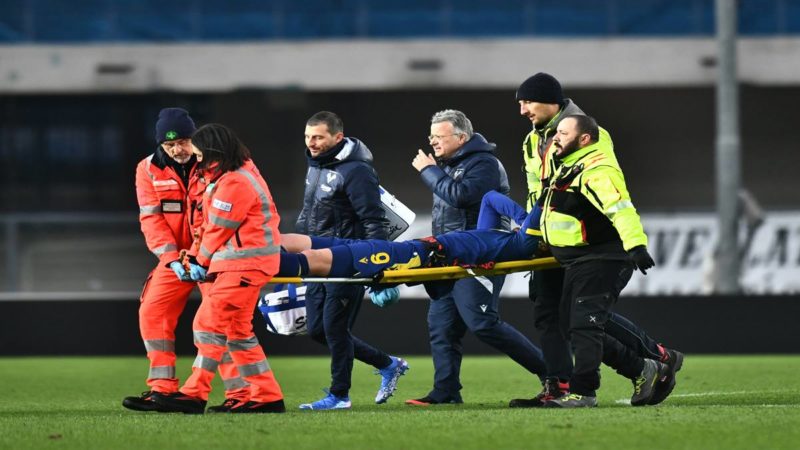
[1,85,798,215]
[1,38,800,93]
[1,295,797,356]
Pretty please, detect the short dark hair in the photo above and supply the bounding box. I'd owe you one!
[563,114,600,143]
[306,111,344,135]
[191,123,251,173]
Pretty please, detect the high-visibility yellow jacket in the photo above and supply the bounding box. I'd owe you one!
[522,99,615,210]
[539,142,647,265]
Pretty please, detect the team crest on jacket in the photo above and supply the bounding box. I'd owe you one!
[326,172,337,183]
[453,168,464,180]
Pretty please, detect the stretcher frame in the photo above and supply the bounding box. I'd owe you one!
[269,256,560,285]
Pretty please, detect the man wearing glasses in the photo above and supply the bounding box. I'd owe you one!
[405,109,547,405]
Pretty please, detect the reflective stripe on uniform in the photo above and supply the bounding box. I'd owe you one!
[221,351,234,364]
[223,376,249,391]
[148,365,175,379]
[144,339,175,353]
[193,355,220,372]
[227,336,259,352]
[238,359,270,377]
[200,244,213,260]
[606,200,634,218]
[547,222,578,230]
[238,168,278,250]
[193,330,228,346]
[548,221,578,231]
[140,205,162,215]
[152,243,177,256]
[211,244,282,262]
[209,213,242,229]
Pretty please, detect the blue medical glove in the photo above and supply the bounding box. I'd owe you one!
[369,287,400,308]
[184,256,208,281]
[169,261,191,282]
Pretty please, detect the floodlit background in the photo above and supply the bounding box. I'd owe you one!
[0,0,797,302]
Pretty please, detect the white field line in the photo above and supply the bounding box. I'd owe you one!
[614,390,799,405]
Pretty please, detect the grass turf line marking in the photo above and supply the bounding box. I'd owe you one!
[614,389,798,405]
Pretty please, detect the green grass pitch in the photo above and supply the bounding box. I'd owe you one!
[2,355,799,449]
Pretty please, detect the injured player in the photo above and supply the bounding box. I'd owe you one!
[278,190,542,288]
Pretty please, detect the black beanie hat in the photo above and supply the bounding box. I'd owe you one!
[155,108,196,143]
[515,72,563,105]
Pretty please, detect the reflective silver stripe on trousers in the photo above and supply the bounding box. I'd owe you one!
[227,336,259,352]
[148,365,176,379]
[194,331,228,346]
[144,339,175,353]
[193,355,220,372]
[238,359,270,377]
[606,200,634,219]
[209,213,242,229]
[140,205,162,215]
[221,351,234,364]
[223,376,249,391]
[152,243,178,256]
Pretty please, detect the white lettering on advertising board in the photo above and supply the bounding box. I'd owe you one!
[396,212,800,298]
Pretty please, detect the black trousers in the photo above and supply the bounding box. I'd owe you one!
[558,259,635,396]
[305,283,392,397]
[530,266,661,385]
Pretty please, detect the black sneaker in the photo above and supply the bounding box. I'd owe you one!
[404,395,462,406]
[207,398,245,413]
[122,391,169,412]
[151,392,207,414]
[230,399,286,414]
[648,348,685,405]
[631,359,669,406]
[509,377,569,408]
[544,392,597,408]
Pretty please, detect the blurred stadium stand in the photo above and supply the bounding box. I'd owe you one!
[0,0,799,42]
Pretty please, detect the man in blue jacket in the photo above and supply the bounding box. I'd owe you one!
[405,109,547,405]
[295,111,408,411]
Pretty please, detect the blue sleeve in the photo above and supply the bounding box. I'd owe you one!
[419,157,501,209]
[477,191,528,229]
[519,205,543,235]
[343,163,389,240]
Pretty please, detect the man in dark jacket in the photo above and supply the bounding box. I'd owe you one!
[405,109,547,405]
[295,111,408,411]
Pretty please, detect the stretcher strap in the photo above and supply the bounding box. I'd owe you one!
[268,257,560,285]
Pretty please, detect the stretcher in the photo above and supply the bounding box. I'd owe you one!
[269,256,560,285]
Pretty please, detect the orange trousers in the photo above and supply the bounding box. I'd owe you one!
[139,263,249,400]
[180,270,283,403]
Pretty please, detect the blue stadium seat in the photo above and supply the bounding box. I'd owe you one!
[0,0,798,43]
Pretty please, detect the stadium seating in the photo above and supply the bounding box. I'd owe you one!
[0,0,798,43]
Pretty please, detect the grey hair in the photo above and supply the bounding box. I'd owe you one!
[431,109,474,139]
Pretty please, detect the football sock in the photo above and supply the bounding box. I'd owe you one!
[278,253,310,277]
